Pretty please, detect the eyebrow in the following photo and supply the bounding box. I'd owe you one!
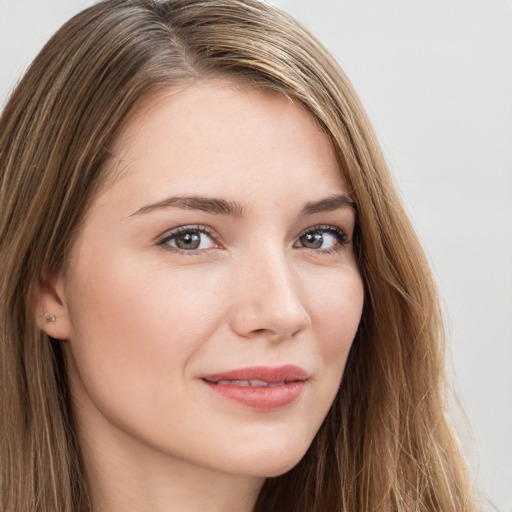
[130,193,356,218]
[130,195,246,218]
[299,194,356,216]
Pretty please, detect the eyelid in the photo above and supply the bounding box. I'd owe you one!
[154,223,351,255]
[294,224,351,250]
[156,224,222,252]
[297,224,350,239]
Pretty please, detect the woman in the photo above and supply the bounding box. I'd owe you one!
[0,0,477,511]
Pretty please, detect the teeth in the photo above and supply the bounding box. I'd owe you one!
[268,381,285,387]
[249,379,269,387]
[214,379,285,387]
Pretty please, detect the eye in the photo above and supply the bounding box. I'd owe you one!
[158,225,217,252]
[294,226,349,251]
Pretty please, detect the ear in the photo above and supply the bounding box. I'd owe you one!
[34,273,72,340]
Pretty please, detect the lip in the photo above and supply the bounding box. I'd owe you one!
[201,365,308,411]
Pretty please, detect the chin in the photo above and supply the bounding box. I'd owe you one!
[220,435,312,478]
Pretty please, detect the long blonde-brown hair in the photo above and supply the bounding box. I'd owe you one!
[0,1,476,510]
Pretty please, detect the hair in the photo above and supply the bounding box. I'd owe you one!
[0,0,477,511]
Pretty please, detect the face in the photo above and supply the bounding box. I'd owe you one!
[47,81,364,480]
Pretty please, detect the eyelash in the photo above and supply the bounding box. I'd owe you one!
[157,225,218,255]
[156,224,350,255]
[295,225,350,254]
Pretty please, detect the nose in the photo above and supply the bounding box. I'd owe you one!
[228,249,312,341]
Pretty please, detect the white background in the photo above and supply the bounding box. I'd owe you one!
[1,1,511,510]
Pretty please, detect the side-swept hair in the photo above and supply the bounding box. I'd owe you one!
[0,1,476,510]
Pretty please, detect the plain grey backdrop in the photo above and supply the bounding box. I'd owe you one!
[1,0,511,510]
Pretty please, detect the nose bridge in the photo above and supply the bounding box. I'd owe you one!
[229,242,311,340]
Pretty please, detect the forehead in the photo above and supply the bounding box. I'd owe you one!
[114,79,329,152]
[100,79,346,209]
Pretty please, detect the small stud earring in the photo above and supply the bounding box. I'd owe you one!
[42,312,56,323]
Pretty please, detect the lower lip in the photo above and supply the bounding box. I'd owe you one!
[202,380,306,410]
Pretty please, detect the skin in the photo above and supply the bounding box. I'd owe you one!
[39,80,364,512]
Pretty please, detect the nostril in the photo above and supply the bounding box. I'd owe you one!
[229,280,311,340]
[247,325,304,341]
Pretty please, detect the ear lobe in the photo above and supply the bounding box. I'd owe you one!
[34,274,72,340]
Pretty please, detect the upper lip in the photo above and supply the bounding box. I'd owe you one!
[202,365,309,384]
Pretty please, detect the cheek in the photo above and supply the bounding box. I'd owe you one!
[65,254,212,386]
[63,256,233,446]
[308,266,364,355]
[304,265,364,414]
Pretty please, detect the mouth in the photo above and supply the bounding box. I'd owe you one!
[201,365,308,410]
[202,364,308,383]
[207,379,287,387]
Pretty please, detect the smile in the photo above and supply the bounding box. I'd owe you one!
[201,365,308,410]
[211,379,286,387]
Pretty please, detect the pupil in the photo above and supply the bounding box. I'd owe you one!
[302,232,323,249]
[177,232,200,250]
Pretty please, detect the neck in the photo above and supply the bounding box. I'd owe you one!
[78,414,264,512]
[92,464,262,512]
